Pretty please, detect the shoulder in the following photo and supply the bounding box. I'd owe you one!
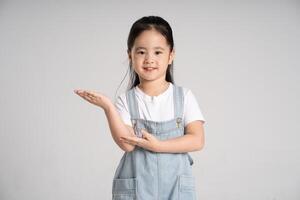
[114,88,134,104]
[114,90,130,110]
[175,84,192,99]
[114,92,126,104]
[114,87,138,109]
[178,85,206,125]
[176,85,201,107]
[114,90,133,127]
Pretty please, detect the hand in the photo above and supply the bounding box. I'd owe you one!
[120,129,162,152]
[74,89,112,111]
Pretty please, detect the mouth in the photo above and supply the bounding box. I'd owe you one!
[143,67,158,72]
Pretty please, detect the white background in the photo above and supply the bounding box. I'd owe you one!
[0,0,299,199]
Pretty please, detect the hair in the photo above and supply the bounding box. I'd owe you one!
[125,16,175,90]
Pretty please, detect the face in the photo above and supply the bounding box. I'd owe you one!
[128,29,175,83]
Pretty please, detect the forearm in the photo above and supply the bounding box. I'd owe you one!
[157,134,204,153]
[104,103,135,152]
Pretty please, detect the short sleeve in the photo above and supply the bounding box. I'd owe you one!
[183,89,206,127]
[114,94,133,127]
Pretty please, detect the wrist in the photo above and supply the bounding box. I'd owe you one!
[156,140,165,153]
[103,102,115,113]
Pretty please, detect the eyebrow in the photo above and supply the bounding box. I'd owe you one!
[135,47,165,51]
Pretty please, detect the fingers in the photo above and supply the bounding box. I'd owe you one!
[74,89,95,96]
[83,90,96,97]
[74,89,97,103]
[75,90,92,102]
[141,129,151,139]
[120,131,159,152]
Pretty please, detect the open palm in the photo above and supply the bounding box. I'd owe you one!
[74,89,112,110]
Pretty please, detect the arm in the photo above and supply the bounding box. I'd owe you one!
[74,89,136,152]
[104,103,137,152]
[117,89,206,153]
[120,120,205,153]
[158,120,205,153]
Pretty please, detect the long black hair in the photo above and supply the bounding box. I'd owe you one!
[125,16,175,90]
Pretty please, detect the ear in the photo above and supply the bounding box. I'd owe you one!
[168,49,175,65]
[127,50,132,61]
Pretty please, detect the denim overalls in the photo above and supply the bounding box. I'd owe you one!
[112,84,197,200]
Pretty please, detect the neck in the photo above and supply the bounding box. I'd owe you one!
[138,78,170,97]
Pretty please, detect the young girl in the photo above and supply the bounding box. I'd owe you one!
[74,16,206,200]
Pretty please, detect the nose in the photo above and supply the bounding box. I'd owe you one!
[145,53,154,64]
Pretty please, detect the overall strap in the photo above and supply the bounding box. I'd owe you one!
[126,88,140,119]
[173,84,184,120]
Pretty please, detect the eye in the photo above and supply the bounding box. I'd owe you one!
[137,51,145,55]
[155,51,162,55]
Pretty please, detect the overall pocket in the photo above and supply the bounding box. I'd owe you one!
[178,175,196,200]
[112,178,137,200]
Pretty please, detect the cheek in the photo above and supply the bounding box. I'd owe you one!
[132,55,144,63]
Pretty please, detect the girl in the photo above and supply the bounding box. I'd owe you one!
[74,16,206,200]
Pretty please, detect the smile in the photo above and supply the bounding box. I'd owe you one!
[143,67,157,72]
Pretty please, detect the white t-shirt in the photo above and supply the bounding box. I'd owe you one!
[114,83,206,127]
